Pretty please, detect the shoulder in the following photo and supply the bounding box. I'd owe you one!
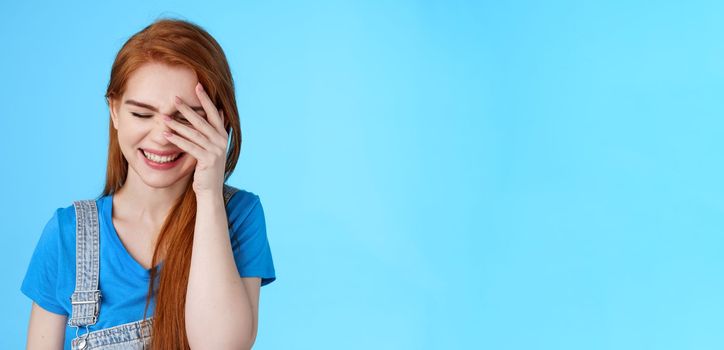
[224,184,261,209]
[48,203,76,239]
[50,195,106,242]
[223,184,263,227]
[53,198,93,227]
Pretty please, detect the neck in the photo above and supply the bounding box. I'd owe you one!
[113,170,192,227]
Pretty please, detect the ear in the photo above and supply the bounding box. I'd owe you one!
[108,97,119,130]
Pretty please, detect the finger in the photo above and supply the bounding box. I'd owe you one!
[163,115,215,152]
[163,131,205,160]
[174,96,227,146]
[219,109,228,138]
[195,83,225,134]
[222,110,231,152]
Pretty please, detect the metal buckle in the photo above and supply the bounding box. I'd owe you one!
[68,290,101,350]
[68,290,102,326]
[70,290,102,307]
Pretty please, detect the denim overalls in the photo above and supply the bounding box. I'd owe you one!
[68,185,240,349]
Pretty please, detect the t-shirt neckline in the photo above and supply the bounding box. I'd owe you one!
[101,194,163,280]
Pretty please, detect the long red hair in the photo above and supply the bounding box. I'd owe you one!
[101,17,242,349]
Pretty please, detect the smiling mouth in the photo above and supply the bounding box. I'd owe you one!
[140,148,185,163]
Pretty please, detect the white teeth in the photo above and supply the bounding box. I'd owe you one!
[142,150,181,163]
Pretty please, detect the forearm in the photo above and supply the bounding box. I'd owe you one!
[185,191,253,349]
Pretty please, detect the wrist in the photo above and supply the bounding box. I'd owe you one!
[195,189,224,203]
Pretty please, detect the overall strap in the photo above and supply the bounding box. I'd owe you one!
[223,184,239,206]
[68,199,102,329]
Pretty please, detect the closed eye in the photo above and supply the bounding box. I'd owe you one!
[131,112,199,125]
[175,116,192,125]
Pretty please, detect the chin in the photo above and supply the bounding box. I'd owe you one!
[144,176,188,189]
[128,157,196,189]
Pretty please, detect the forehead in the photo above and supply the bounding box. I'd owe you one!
[123,62,200,107]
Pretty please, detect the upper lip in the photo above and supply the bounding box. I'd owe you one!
[141,148,183,156]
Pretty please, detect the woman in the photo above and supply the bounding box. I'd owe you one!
[20,18,277,349]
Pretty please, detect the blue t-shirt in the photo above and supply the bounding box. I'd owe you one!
[20,188,276,349]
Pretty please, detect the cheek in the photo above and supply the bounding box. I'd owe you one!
[117,123,146,142]
[182,154,198,165]
[116,130,133,147]
[180,154,198,170]
[115,131,144,158]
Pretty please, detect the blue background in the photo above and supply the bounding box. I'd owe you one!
[2,1,723,349]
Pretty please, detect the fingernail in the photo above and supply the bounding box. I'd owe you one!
[163,115,171,121]
[197,82,204,91]
[174,96,182,104]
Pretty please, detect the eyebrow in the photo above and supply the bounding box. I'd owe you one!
[124,99,206,115]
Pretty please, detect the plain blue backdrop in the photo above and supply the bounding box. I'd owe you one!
[2,0,723,349]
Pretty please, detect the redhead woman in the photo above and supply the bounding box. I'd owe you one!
[20,18,276,350]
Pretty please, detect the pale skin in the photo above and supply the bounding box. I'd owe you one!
[26,62,260,349]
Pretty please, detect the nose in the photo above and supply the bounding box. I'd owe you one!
[151,114,175,144]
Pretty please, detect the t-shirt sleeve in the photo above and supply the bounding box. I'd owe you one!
[227,192,277,287]
[20,208,68,315]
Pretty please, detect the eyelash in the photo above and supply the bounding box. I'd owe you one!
[131,112,191,125]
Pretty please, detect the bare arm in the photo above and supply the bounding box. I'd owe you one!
[185,192,258,349]
[26,302,66,349]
